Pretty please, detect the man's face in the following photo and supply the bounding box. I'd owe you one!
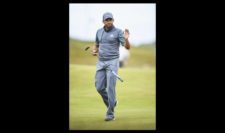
[103,18,114,28]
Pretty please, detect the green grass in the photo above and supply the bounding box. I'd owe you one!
[69,64,156,130]
[69,38,156,130]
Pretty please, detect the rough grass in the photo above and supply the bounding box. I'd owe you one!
[69,38,155,67]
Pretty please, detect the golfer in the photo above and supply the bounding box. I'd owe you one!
[91,12,130,121]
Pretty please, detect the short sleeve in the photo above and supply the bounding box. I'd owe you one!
[118,29,125,46]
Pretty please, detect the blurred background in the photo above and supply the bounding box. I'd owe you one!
[69,3,156,130]
[70,4,156,46]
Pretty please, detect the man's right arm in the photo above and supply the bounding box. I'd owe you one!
[92,30,99,56]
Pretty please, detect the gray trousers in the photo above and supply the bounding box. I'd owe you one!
[95,58,119,118]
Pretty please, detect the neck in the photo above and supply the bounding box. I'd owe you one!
[104,25,114,32]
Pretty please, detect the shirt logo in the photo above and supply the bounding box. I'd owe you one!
[110,34,114,38]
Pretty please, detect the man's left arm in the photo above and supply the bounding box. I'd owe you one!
[124,29,130,50]
[118,29,131,50]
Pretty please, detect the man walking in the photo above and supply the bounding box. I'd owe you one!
[91,12,130,121]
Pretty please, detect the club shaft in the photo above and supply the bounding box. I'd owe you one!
[111,71,124,82]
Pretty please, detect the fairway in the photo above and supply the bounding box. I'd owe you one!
[69,64,156,130]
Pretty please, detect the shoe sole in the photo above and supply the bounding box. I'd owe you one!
[105,118,115,121]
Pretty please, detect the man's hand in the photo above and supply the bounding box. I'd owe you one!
[124,29,130,39]
[124,29,130,50]
[91,45,98,56]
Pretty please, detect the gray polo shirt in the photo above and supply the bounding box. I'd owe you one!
[96,26,125,61]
